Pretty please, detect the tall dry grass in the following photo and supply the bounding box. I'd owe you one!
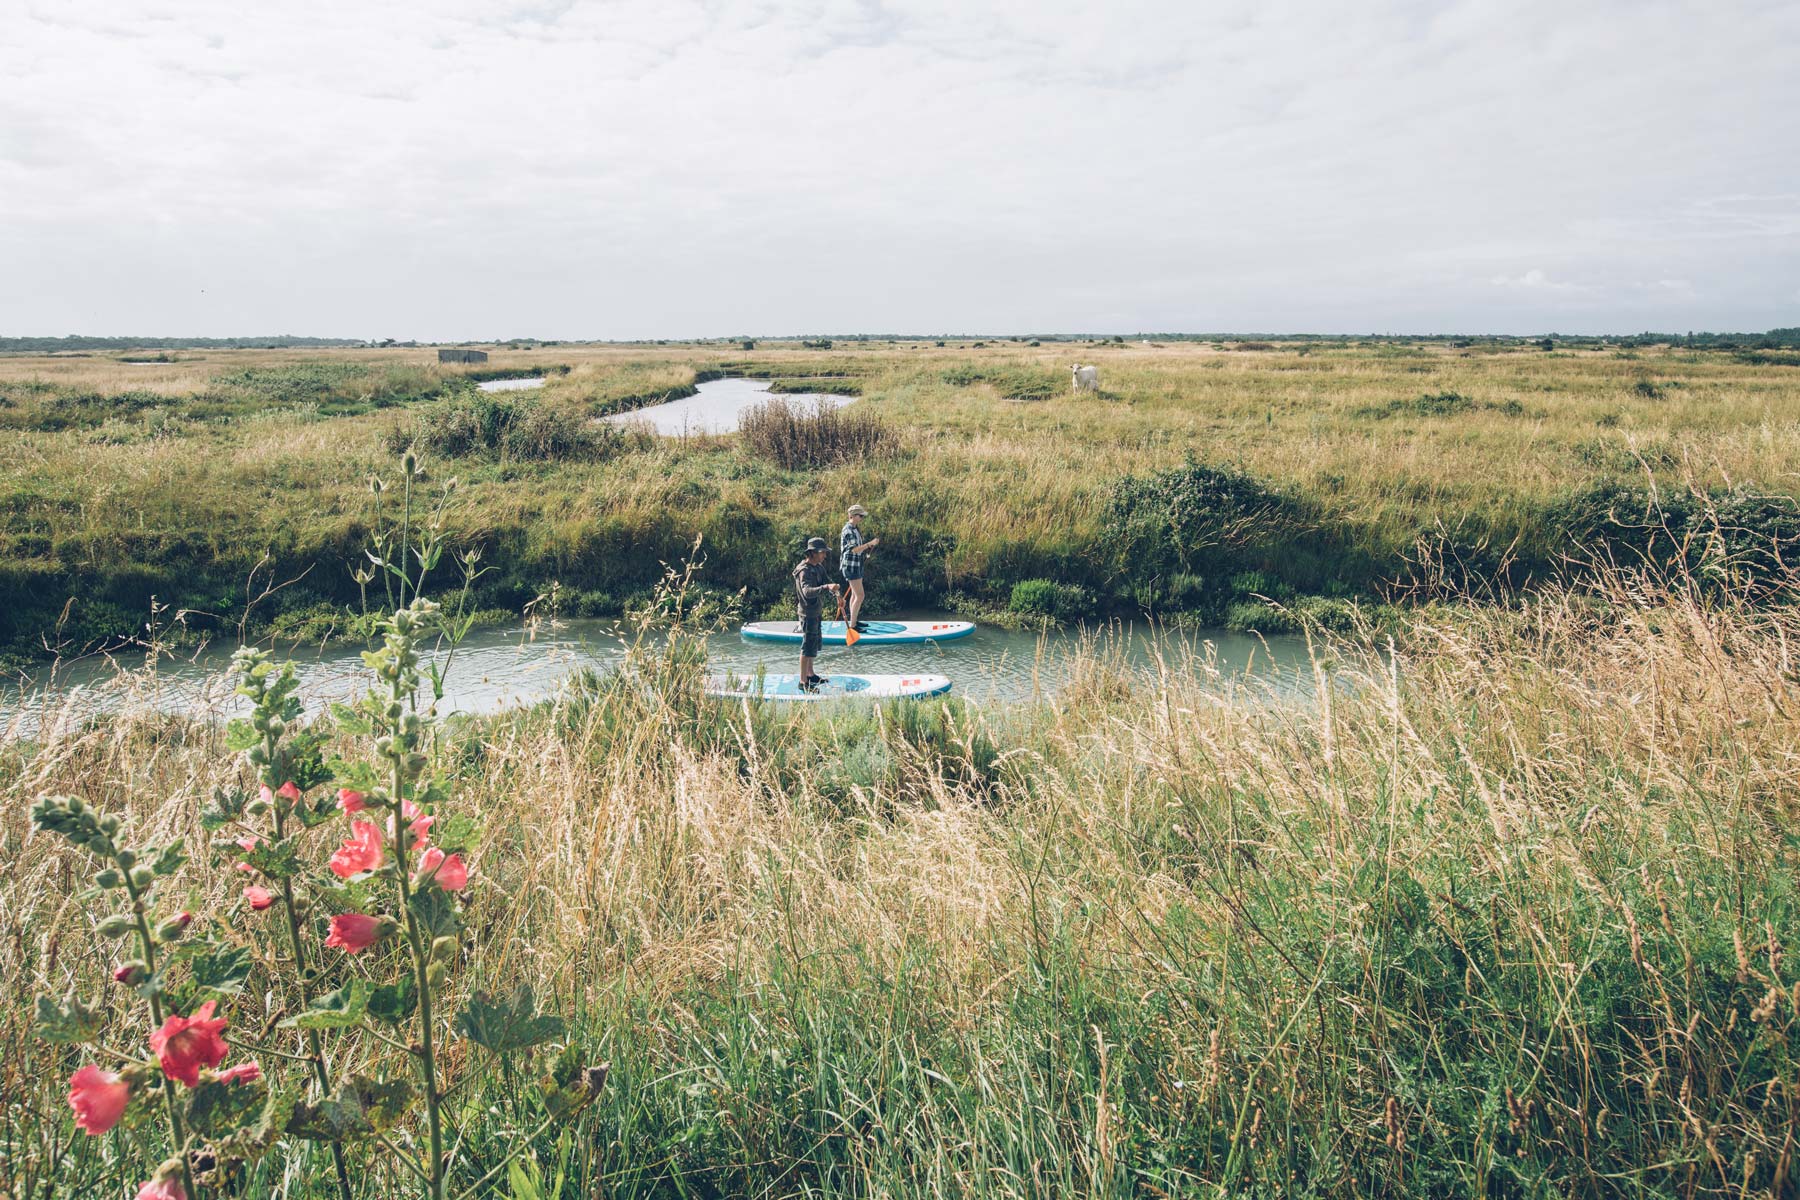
[5,565,1800,1195]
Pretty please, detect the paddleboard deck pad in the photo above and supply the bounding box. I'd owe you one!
[740,619,975,645]
[705,673,952,701]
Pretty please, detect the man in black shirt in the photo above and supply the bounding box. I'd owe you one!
[793,536,840,691]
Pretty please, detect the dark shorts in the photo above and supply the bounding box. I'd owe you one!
[841,559,864,582]
[800,613,823,657]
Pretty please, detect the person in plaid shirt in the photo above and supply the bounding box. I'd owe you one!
[839,504,881,631]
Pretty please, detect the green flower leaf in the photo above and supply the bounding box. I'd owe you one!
[204,1086,297,1170]
[239,838,304,881]
[327,705,373,736]
[35,993,104,1044]
[282,978,369,1030]
[187,1076,267,1138]
[429,813,479,855]
[406,885,463,940]
[188,944,254,997]
[150,839,188,876]
[223,718,261,752]
[458,985,564,1055]
[296,794,340,830]
[367,977,418,1026]
[286,1075,412,1141]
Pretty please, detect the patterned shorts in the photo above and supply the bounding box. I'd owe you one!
[841,559,864,582]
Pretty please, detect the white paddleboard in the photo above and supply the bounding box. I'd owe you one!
[704,672,953,701]
[740,619,975,646]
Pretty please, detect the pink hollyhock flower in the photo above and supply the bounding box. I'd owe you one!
[277,781,302,801]
[328,820,384,879]
[390,800,434,851]
[68,1064,131,1135]
[235,834,262,873]
[170,911,192,930]
[219,1062,262,1085]
[414,847,468,891]
[137,1175,187,1200]
[149,1001,229,1087]
[113,962,147,985]
[257,785,275,806]
[337,788,366,813]
[324,913,385,953]
[243,886,273,911]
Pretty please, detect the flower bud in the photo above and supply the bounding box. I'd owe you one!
[130,867,156,890]
[67,796,86,815]
[429,935,457,965]
[268,717,286,738]
[115,849,136,870]
[96,914,135,938]
[100,814,123,835]
[247,746,269,765]
[88,835,114,856]
[426,960,449,988]
[154,912,192,942]
[113,960,149,986]
[95,868,124,889]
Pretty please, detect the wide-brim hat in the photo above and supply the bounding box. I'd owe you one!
[805,536,830,553]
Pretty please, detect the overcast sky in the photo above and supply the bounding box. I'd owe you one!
[3,0,1796,339]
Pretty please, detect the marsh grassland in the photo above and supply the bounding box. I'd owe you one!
[4,340,1800,1197]
[5,339,1800,658]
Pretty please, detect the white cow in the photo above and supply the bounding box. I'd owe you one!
[1071,364,1099,393]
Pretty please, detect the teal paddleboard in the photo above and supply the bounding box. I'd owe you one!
[704,672,952,701]
[740,619,975,646]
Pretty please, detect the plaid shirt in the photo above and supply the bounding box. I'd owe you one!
[839,523,866,573]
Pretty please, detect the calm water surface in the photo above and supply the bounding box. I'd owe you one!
[607,377,840,436]
[2,616,1319,736]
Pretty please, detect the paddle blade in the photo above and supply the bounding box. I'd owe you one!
[845,626,861,646]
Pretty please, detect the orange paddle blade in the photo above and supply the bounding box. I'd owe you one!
[838,591,860,645]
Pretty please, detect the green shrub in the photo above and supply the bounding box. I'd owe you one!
[400,394,636,462]
[1547,482,1800,592]
[1104,458,1313,584]
[939,365,1062,402]
[1008,578,1092,621]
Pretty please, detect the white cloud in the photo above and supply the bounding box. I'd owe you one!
[0,0,1796,337]
[1490,270,1590,293]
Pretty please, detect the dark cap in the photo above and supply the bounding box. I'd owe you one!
[804,536,829,553]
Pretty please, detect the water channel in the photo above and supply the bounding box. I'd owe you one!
[2,615,1318,736]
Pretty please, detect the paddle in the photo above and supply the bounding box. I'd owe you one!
[835,588,861,646]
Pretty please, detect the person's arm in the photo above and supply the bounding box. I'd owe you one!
[798,570,837,602]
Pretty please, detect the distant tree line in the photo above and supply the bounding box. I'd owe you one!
[4,329,1796,353]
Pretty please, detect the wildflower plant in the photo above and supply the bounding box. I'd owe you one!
[32,448,597,1199]
[32,794,279,1200]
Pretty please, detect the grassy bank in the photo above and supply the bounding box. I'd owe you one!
[3,341,1800,661]
[4,570,1798,1196]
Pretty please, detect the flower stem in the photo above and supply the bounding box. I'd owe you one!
[120,862,195,1200]
[265,740,355,1200]
[389,666,444,1200]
